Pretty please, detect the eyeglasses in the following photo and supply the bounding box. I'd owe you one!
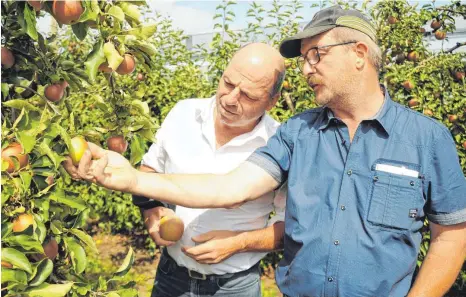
[297,41,357,71]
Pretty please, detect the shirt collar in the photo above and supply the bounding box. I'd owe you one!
[195,96,271,145]
[316,85,393,136]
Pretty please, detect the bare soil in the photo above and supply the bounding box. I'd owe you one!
[92,232,282,297]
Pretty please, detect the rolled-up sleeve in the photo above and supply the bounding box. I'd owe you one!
[246,123,293,185]
[426,127,466,225]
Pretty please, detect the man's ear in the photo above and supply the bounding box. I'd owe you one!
[354,42,369,69]
[267,93,280,111]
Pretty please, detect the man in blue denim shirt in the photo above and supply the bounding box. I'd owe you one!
[65,5,466,297]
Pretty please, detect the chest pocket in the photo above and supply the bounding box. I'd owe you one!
[367,162,425,231]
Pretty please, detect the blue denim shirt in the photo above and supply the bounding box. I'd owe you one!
[247,89,466,297]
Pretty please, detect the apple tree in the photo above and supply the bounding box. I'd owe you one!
[1,0,159,295]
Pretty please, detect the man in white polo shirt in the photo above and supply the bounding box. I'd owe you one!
[133,43,287,297]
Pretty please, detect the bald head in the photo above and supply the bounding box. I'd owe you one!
[228,43,286,97]
[232,43,285,69]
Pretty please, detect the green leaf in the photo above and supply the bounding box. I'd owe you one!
[138,128,155,142]
[32,156,54,168]
[75,283,91,295]
[69,229,98,254]
[71,208,90,229]
[3,100,40,111]
[21,3,38,40]
[38,141,65,170]
[64,237,87,274]
[103,42,124,70]
[34,216,47,244]
[129,134,144,165]
[29,259,53,287]
[38,33,47,53]
[1,267,28,284]
[19,172,32,189]
[77,0,100,22]
[24,282,73,297]
[108,6,125,22]
[107,293,121,297]
[2,159,11,171]
[16,131,36,154]
[135,41,157,56]
[118,2,141,24]
[115,289,138,297]
[50,220,63,235]
[3,235,44,253]
[114,247,134,277]
[98,275,107,291]
[124,24,157,40]
[56,125,71,153]
[1,248,32,274]
[32,199,50,223]
[49,189,87,211]
[72,22,89,41]
[2,83,10,98]
[130,100,149,115]
[116,288,138,297]
[84,40,106,83]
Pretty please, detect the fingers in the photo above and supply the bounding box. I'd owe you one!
[62,157,80,179]
[145,209,176,247]
[182,245,219,264]
[90,153,108,184]
[191,231,215,244]
[149,230,176,247]
[182,244,210,257]
[77,149,93,180]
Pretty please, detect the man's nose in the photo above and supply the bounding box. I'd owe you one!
[302,61,317,76]
[224,87,240,106]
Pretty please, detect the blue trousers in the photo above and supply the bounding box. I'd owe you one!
[151,249,262,297]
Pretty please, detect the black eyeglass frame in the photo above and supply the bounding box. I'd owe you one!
[297,41,358,70]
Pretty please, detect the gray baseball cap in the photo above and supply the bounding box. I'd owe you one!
[279,5,377,58]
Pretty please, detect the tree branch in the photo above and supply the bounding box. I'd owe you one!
[446,42,466,53]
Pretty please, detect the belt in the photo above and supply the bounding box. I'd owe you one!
[161,247,259,281]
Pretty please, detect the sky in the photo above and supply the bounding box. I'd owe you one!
[37,1,336,36]
[36,0,462,45]
[144,1,322,35]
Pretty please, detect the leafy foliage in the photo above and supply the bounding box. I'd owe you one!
[2,0,465,295]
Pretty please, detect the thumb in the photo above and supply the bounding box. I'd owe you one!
[192,231,215,243]
[87,142,107,159]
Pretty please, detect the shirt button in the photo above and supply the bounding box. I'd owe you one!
[334,240,340,245]
[373,176,379,181]
[410,181,415,186]
[340,205,346,211]
[328,277,334,282]
[347,169,352,176]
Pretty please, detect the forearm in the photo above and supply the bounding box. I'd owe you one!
[129,162,278,209]
[131,171,245,209]
[237,221,285,253]
[407,229,466,297]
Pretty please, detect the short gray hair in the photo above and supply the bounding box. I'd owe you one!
[329,27,382,74]
[270,69,286,98]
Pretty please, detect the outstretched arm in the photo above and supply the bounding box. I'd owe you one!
[63,142,279,209]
